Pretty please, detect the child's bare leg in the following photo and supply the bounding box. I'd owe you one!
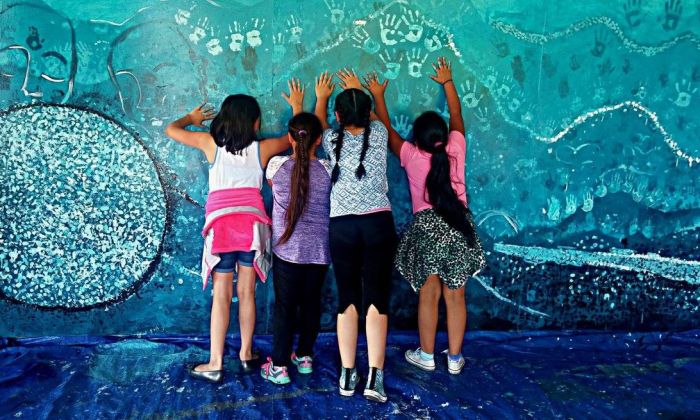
[337,304,359,368]
[366,305,388,369]
[418,275,442,354]
[237,265,257,361]
[196,272,233,371]
[442,284,466,356]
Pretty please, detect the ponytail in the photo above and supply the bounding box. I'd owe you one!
[415,112,476,246]
[278,112,323,245]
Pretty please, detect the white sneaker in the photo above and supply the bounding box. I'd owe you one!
[447,355,465,375]
[404,348,435,371]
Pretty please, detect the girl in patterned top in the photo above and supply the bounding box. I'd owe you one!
[365,58,485,376]
[314,70,397,403]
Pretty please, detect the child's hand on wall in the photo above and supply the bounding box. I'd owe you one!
[337,68,363,90]
[314,71,336,99]
[282,78,305,115]
[363,71,388,97]
[429,56,453,85]
[187,102,217,127]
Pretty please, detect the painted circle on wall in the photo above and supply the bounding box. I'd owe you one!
[0,104,167,310]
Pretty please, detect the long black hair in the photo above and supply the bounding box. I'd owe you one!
[278,112,323,245]
[413,111,476,245]
[331,88,372,183]
[209,94,261,154]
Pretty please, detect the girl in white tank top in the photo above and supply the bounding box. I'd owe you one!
[209,141,263,191]
[163,82,306,383]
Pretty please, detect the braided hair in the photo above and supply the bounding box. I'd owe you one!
[277,112,323,245]
[330,88,372,184]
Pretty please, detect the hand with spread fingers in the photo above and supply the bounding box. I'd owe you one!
[363,71,388,96]
[282,78,305,115]
[187,102,217,127]
[430,56,453,85]
[337,68,363,90]
[314,71,336,100]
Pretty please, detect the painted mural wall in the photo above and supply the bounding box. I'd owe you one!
[1,0,699,336]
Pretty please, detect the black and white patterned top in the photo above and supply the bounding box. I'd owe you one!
[322,120,392,218]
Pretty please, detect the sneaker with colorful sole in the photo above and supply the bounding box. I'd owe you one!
[291,353,313,374]
[260,357,291,385]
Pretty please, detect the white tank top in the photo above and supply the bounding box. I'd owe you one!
[208,141,263,192]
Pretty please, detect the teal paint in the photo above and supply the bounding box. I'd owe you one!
[1,0,699,334]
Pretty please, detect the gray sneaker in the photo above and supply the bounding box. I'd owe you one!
[339,367,359,397]
[405,348,436,371]
[363,367,387,403]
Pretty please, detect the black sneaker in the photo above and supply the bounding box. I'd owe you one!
[338,367,359,397]
[363,367,387,403]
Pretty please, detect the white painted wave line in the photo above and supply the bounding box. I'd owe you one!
[491,16,700,57]
[493,243,700,284]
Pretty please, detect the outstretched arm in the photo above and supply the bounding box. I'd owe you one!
[164,102,217,162]
[261,78,305,166]
[364,71,403,156]
[314,71,335,130]
[430,56,464,135]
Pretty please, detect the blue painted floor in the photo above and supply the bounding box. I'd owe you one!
[1,330,699,418]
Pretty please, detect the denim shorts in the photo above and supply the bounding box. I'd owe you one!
[213,251,255,273]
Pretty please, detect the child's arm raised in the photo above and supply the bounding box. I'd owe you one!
[164,102,217,162]
[430,57,465,135]
[314,72,335,130]
[364,71,404,156]
[260,78,305,167]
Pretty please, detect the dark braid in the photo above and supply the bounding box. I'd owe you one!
[355,109,372,180]
[278,112,323,244]
[331,123,345,184]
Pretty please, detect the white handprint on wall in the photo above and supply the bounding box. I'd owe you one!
[228,22,245,52]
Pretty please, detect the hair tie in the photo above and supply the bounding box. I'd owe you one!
[297,129,307,136]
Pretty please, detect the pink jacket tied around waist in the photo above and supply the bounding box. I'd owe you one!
[200,187,272,288]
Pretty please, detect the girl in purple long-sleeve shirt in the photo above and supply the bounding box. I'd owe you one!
[260,112,332,385]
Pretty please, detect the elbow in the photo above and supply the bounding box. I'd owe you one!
[164,124,174,138]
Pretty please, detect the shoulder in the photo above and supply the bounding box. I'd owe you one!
[266,156,291,180]
[448,130,466,151]
[369,120,388,136]
[322,128,336,141]
[318,159,333,177]
[399,140,418,165]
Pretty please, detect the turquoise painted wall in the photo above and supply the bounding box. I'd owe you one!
[1,0,699,335]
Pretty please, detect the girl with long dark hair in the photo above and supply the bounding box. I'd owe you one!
[365,57,485,375]
[163,81,304,383]
[260,112,332,385]
[315,70,397,403]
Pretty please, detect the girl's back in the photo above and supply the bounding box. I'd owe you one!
[209,142,262,192]
[267,156,332,264]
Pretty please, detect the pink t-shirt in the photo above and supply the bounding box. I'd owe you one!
[400,130,468,214]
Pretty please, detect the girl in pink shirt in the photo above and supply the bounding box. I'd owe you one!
[364,57,485,375]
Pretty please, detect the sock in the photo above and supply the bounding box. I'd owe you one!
[419,349,434,361]
[448,353,463,362]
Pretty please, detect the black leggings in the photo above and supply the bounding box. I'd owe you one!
[329,211,397,316]
[271,254,328,366]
